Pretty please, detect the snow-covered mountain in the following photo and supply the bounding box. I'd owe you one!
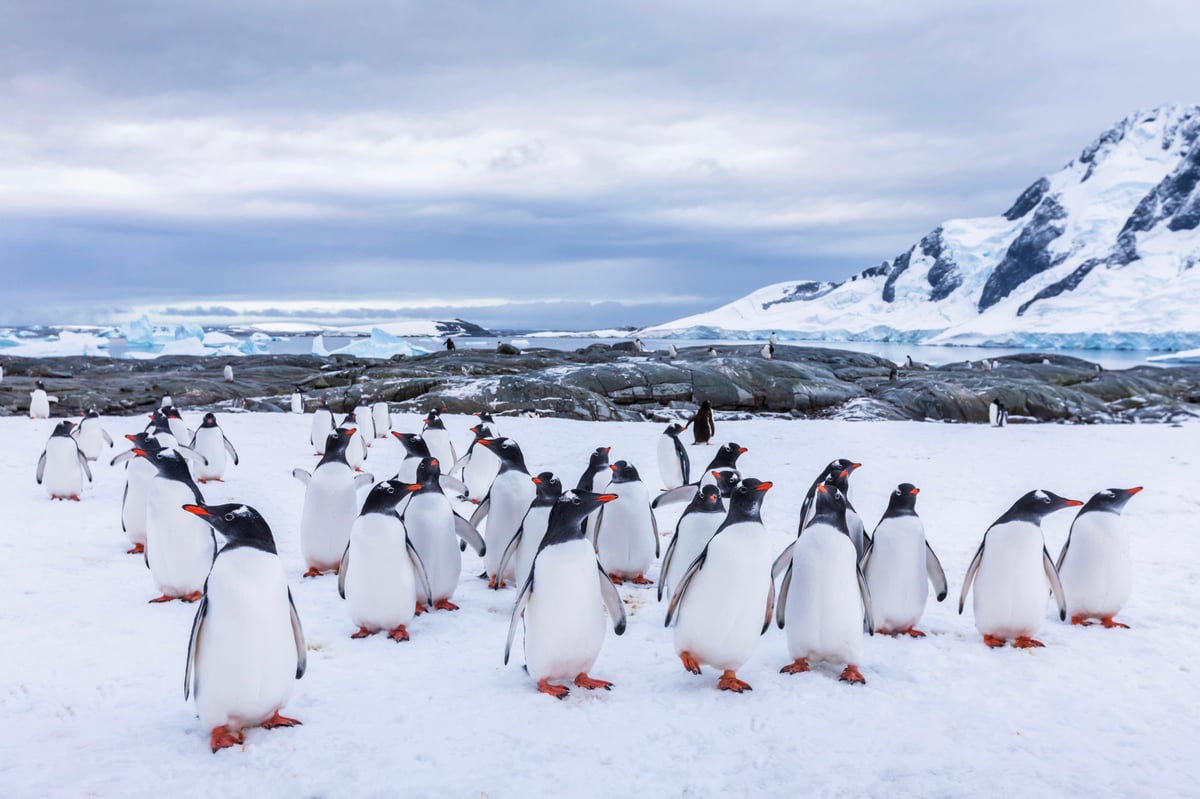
[643,104,1200,350]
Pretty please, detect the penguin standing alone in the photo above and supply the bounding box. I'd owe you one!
[291,388,304,415]
[29,380,58,419]
[36,421,92,500]
[1056,487,1143,628]
[189,413,240,483]
[691,400,715,445]
[656,422,690,490]
[861,484,947,636]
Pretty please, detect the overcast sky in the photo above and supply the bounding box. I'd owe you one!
[3,1,1199,330]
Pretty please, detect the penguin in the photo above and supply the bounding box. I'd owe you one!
[495,472,563,591]
[161,394,174,409]
[136,442,216,603]
[504,490,625,699]
[666,343,678,358]
[290,388,304,414]
[112,433,157,553]
[180,502,305,753]
[454,421,500,502]
[958,490,1079,648]
[222,364,234,383]
[292,427,375,577]
[393,432,433,483]
[400,457,486,611]
[594,461,659,585]
[860,483,947,637]
[656,422,691,490]
[760,344,773,360]
[475,411,499,437]
[769,332,778,348]
[651,442,747,508]
[29,379,58,419]
[798,459,862,530]
[421,408,458,471]
[188,412,240,483]
[468,437,536,588]
[352,402,376,444]
[1056,487,1143,628]
[371,401,391,438]
[989,399,1002,427]
[36,420,92,500]
[665,478,775,693]
[309,400,334,454]
[337,412,368,471]
[773,484,873,682]
[71,409,113,462]
[338,479,434,640]
[691,400,715,445]
[658,485,725,602]
[162,405,193,445]
[577,445,611,542]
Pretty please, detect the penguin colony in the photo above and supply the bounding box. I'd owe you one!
[25,393,1144,754]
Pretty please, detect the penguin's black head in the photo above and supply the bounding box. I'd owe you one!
[413,456,443,484]
[723,477,772,523]
[200,413,217,427]
[163,406,183,420]
[392,432,430,457]
[52,420,76,436]
[35,379,45,390]
[362,479,410,515]
[885,483,920,516]
[182,502,277,553]
[711,469,741,497]
[475,437,525,469]
[83,408,100,420]
[665,423,686,438]
[826,459,861,480]
[1000,490,1084,523]
[609,460,641,483]
[544,489,618,544]
[686,484,725,515]
[707,443,747,470]
[588,447,612,469]
[135,444,191,478]
[325,427,354,453]
[808,483,849,532]
[1079,486,1143,516]
[476,412,495,424]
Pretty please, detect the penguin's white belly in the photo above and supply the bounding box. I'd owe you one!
[290,393,303,414]
[371,404,390,437]
[515,505,552,589]
[30,390,51,419]
[342,431,366,469]
[785,525,864,665]
[146,480,213,596]
[483,474,536,579]
[344,514,417,630]
[973,522,1050,638]
[74,423,107,461]
[353,407,375,443]
[1060,514,1132,618]
[299,464,359,570]
[663,513,722,599]
[673,524,770,671]
[168,419,190,444]
[865,519,928,632]
[192,429,228,480]
[463,449,500,502]
[42,438,83,498]
[596,483,655,578]
[423,430,456,472]
[195,549,297,730]
[524,540,607,682]
[310,412,333,451]
[657,436,684,488]
[122,458,156,545]
[403,494,462,601]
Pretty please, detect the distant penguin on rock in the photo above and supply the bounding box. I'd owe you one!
[667,343,678,358]
[189,413,240,484]
[37,420,92,500]
[861,484,947,637]
[71,409,113,462]
[1057,487,1143,629]
[595,461,659,585]
[223,364,234,383]
[291,388,304,415]
[691,401,715,445]
[29,380,58,419]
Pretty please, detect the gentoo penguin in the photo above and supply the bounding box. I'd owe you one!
[111,432,170,554]
[475,411,499,437]
[595,461,659,585]
[1056,487,1143,628]
[658,485,725,602]
[421,408,458,472]
[798,459,862,530]
[651,442,747,509]
[760,344,773,360]
[162,405,193,445]
[774,484,873,682]
[189,413,240,483]
[400,457,486,611]
[180,502,305,753]
[71,409,113,462]
[496,472,564,591]
[136,442,215,603]
[469,437,536,589]
[352,402,376,444]
[665,478,775,693]
[691,400,715,445]
[769,332,778,348]
[860,483,947,637]
[371,401,391,438]
[36,420,92,500]
[656,422,691,490]
[161,394,174,409]
[222,364,234,383]
[666,343,678,358]
[393,432,434,483]
[338,479,433,640]
[504,490,625,699]
[309,400,334,454]
[29,380,58,419]
[292,428,375,577]
[455,421,500,502]
[291,388,304,415]
[337,412,368,471]
[989,399,1003,427]
[959,490,1079,648]
[576,446,611,542]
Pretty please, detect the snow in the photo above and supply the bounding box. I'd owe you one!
[4,412,1197,797]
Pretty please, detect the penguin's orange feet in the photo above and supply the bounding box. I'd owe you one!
[260,710,301,729]
[350,627,375,639]
[679,651,702,675]
[574,673,613,691]
[387,625,410,642]
[434,599,460,611]
[68,495,80,501]
[302,567,323,578]
[982,634,1007,648]
[197,478,207,484]
[148,594,176,604]
[126,543,145,555]
[414,603,428,615]
[902,627,926,638]
[608,573,625,585]
[537,679,570,700]
[1100,616,1130,629]
[1070,615,1093,626]
[209,726,244,753]
[629,574,653,585]
[487,575,507,590]
[354,467,364,473]
[717,670,752,693]
[780,658,810,675]
[839,665,866,684]
[180,591,203,603]
[1012,636,1045,649]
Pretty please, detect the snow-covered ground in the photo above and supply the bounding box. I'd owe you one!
[3,412,1197,797]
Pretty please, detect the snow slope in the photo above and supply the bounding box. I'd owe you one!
[644,105,1200,351]
[2,413,1198,797]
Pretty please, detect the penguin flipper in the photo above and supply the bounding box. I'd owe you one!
[597,564,626,635]
[184,594,208,700]
[469,495,491,529]
[176,445,208,468]
[494,530,522,589]
[439,475,468,497]
[288,588,307,679]
[771,540,797,581]
[925,542,948,602]
[1055,534,1070,573]
[776,564,793,629]
[650,506,660,559]
[762,574,776,635]
[222,437,239,466]
[101,429,113,446]
[407,538,434,608]
[674,438,691,486]
[35,451,46,484]
[353,472,375,488]
[651,484,696,509]
[958,538,986,614]
[1043,546,1067,622]
[504,575,534,666]
[664,550,708,628]
[110,449,136,467]
[77,450,93,483]
[120,483,129,532]
[292,468,311,485]
[453,513,487,556]
[592,506,607,549]
[658,532,681,602]
[857,564,875,635]
[337,542,350,599]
